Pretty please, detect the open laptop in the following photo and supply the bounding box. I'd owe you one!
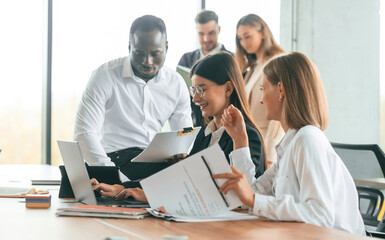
[57,140,149,208]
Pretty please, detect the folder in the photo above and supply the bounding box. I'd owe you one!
[131,127,201,163]
[176,65,192,89]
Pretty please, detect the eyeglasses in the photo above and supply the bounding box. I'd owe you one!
[189,84,214,97]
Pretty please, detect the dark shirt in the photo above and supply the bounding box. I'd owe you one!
[189,121,265,178]
[178,45,233,69]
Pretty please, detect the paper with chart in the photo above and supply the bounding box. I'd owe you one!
[131,127,201,163]
[140,144,243,217]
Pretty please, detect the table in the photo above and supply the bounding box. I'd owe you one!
[0,164,371,240]
[355,178,385,189]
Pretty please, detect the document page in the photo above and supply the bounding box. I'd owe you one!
[147,208,258,222]
[132,127,201,163]
[140,144,242,216]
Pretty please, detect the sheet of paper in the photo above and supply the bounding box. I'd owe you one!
[0,186,36,198]
[132,127,201,163]
[140,144,242,216]
[147,208,258,222]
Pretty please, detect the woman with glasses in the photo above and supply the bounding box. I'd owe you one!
[236,14,285,168]
[91,52,266,199]
[187,51,265,178]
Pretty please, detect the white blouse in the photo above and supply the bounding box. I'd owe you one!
[205,121,226,147]
[230,125,365,235]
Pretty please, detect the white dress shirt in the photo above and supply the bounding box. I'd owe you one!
[74,56,192,170]
[199,43,224,60]
[230,125,365,235]
[205,121,226,146]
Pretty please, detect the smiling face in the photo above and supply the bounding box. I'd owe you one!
[129,30,168,81]
[191,75,232,121]
[237,24,264,55]
[196,20,220,55]
[260,75,284,121]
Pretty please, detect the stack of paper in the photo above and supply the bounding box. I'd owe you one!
[56,205,150,219]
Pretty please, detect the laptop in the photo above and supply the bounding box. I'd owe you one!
[57,140,149,208]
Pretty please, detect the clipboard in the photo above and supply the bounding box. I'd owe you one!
[131,127,201,163]
[176,65,192,89]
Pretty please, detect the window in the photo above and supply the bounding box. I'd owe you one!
[51,0,198,165]
[0,1,44,164]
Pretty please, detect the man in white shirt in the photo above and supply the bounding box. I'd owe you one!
[74,15,192,182]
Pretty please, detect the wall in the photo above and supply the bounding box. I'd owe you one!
[280,0,381,145]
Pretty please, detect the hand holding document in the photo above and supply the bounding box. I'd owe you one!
[132,127,201,163]
[140,144,253,221]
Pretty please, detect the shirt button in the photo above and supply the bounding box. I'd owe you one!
[116,156,120,159]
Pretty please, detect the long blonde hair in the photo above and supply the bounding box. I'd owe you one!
[235,14,284,73]
[263,52,328,131]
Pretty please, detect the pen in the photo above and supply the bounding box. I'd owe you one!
[201,156,229,208]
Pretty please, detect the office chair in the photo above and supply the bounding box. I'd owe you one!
[357,186,384,227]
[331,142,385,180]
[331,143,385,237]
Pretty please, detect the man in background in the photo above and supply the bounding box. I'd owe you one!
[74,15,192,182]
[178,10,232,126]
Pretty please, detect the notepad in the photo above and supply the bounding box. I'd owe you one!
[0,186,36,198]
[56,205,150,219]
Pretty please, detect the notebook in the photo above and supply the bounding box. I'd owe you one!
[56,205,150,219]
[57,140,149,208]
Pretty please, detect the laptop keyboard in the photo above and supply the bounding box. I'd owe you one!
[96,196,150,208]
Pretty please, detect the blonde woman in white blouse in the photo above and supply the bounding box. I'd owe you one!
[235,14,286,168]
[215,52,365,235]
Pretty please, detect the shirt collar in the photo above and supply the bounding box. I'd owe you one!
[122,56,164,84]
[275,128,298,160]
[204,120,225,137]
[199,43,223,60]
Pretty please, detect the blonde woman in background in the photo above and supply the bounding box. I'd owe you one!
[235,14,285,168]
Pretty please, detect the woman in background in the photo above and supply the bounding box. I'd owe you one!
[235,14,285,167]
[214,52,365,235]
